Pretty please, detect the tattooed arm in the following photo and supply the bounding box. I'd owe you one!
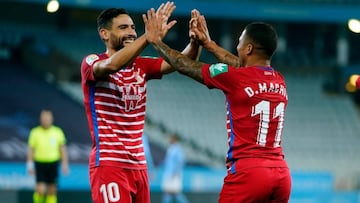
[192,13,240,67]
[159,9,203,75]
[153,40,205,84]
[203,40,240,67]
[143,7,206,83]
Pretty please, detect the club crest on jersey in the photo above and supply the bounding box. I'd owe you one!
[85,54,99,66]
[209,63,228,77]
[120,84,145,112]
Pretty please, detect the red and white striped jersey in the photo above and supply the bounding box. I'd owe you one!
[81,53,163,169]
[202,63,289,173]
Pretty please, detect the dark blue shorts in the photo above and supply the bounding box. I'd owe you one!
[35,161,59,184]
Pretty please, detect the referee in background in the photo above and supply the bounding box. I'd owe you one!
[27,109,69,203]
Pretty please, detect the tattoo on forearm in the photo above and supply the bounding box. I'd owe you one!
[211,49,239,67]
[220,54,240,67]
[206,41,240,67]
[155,42,204,83]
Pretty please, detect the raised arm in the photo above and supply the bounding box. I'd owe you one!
[143,7,205,83]
[93,2,176,78]
[93,35,148,78]
[159,9,203,74]
[193,13,240,67]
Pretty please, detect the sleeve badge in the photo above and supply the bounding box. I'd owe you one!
[85,54,99,66]
[209,63,228,77]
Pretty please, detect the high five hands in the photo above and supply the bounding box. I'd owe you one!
[143,2,211,45]
[189,9,211,45]
[142,1,177,44]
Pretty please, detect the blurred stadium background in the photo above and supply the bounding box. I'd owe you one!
[1,0,360,202]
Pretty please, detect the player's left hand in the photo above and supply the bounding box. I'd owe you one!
[190,10,211,45]
[189,9,200,40]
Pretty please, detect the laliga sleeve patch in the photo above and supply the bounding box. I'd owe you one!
[209,63,228,77]
[85,54,99,66]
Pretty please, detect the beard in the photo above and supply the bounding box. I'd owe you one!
[110,33,136,51]
[110,38,124,51]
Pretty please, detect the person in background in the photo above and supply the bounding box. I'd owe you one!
[27,109,69,203]
[142,133,155,181]
[80,2,201,203]
[161,133,188,203]
[143,9,292,202]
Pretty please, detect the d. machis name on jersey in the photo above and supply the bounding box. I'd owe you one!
[244,82,288,99]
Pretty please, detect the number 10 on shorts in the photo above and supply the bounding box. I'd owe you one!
[100,182,121,203]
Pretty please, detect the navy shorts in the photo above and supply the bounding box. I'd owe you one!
[35,161,59,184]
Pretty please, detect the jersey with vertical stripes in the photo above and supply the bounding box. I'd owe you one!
[81,53,163,170]
[202,63,289,173]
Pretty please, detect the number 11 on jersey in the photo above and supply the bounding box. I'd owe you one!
[251,100,285,148]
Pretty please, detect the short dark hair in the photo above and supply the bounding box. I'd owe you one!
[169,133,181,141]
[244,22,278,58]
[97,8,130,31]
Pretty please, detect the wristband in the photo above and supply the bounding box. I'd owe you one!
[27,161,34,170]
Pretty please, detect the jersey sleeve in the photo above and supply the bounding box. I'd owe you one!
[57,127,67,146]
[136,56,164,80]
[81,54,102,83]
[202,63,235,93]
[356,76,360,89]
[28,128,36,148]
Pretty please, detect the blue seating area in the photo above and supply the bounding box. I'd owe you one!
[0,61,91,163]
